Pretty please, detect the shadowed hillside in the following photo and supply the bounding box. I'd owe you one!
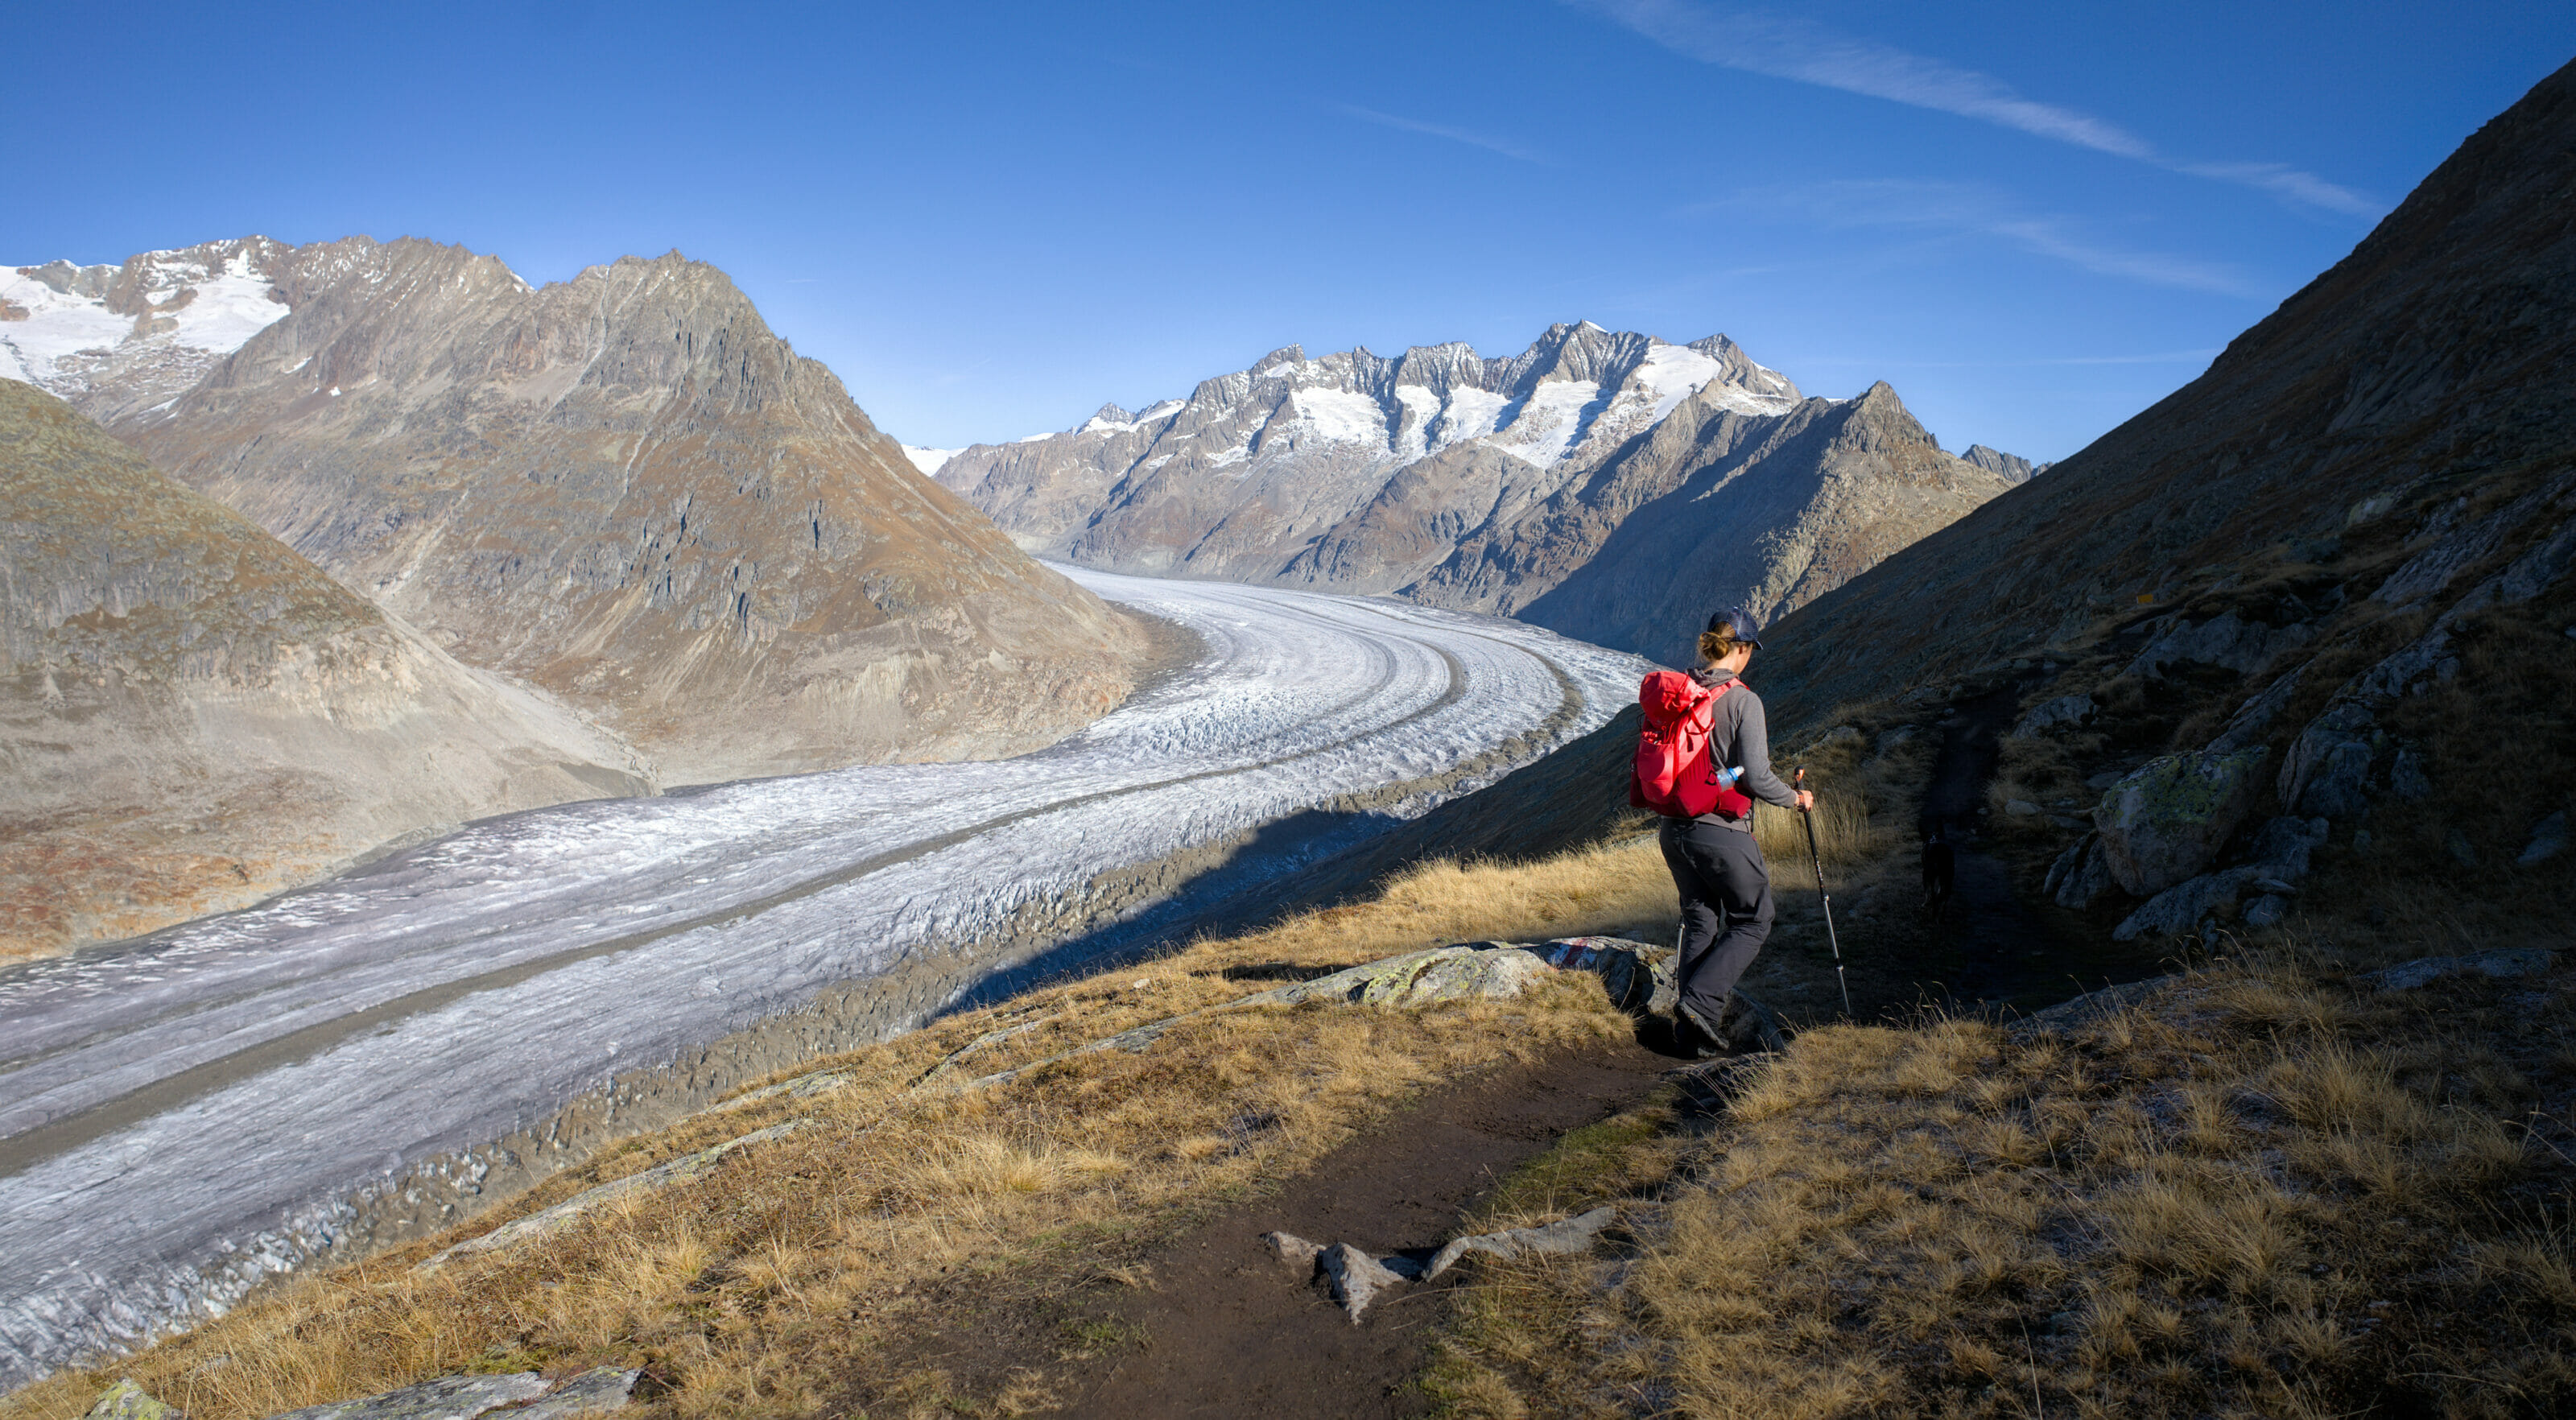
[0,379,653,959]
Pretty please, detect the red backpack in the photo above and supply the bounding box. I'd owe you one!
[1629,671,1754,819]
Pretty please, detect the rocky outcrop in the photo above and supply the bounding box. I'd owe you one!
[258,1367,636,1420]
[0,380,654,960]
[104,237,1144,783]
[1962,444,2049,484]
[416,1121,807,1273]
[2364,948,2554,992]
[937,324,2015,664]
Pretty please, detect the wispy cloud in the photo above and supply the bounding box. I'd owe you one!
[1794,349,2222,369]
[1574,0,2381,217]
[1726,179,2264,296]
[1336,105,1554,165]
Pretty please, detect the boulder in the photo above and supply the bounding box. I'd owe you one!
[2093,749,2269,895]
[1319,1243,1413,1324]
[2520,811,2570,865]
[2112,869,2259,941]
[1360,947,1551,1006]
[1262,1231,1325,1273]
[2012,694,2095,738]
[85,1380,181,1420]
[2044,834,2115,910]
[2365,949,2555,992]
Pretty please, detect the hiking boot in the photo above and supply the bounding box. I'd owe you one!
[1670,1000,1727,1059]
[1715,992,1788,1053]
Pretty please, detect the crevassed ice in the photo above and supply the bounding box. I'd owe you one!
[0,567,1653,1388]
[0,249,288,397]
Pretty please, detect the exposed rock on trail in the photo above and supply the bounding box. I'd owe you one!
[0,379,652,960]
[1261,1207,1619,1324]
[851,1041,1679,1420]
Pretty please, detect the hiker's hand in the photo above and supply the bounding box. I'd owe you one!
[1794,790,1815,813]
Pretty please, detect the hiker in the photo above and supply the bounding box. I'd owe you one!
[1629,606,1813,1057]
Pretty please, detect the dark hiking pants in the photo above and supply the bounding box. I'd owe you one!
[1659,816,1775,1028]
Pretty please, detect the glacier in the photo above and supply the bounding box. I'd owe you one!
[0,567,1650,1387]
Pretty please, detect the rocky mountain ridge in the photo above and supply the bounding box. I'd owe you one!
[76,235,1147,783]
[1753,54,2576,951]
[0,378,654,960]
[936,322,2026,664]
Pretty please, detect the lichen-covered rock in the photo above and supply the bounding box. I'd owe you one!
[2093,749,2269,894]
[1356,947,1550,1007]
[85,1379,181,1420]
[505,1368,638,1419]
[265,1372,551,1420]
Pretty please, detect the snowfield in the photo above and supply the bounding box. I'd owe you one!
[0,568,1651,1387]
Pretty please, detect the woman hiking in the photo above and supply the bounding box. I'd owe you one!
[1629,605,1813,1057]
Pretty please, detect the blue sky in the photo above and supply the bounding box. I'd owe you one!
[8,2,2571,461]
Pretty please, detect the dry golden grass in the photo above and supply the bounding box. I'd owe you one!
[0,841,1683,1420]
[1426,943,2576,1418]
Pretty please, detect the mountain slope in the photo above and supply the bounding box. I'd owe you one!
[93,237,1145,782]
[0,378,654,960]
[935,323,2017,663]
[1758,56,2576,731]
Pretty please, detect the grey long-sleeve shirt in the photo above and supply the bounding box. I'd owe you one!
[1686,666,1800,831]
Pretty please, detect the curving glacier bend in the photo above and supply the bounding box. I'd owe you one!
[0,567,1651,1388]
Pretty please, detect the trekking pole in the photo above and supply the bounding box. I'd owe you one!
[1794,766,1854,1018]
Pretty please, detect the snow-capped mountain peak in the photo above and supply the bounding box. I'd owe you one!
[1,237,295,423]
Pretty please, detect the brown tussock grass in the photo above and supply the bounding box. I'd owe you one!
[0,840,1686,1420]
[1426,943,2576,1419]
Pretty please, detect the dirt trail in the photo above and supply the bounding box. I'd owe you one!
[1916,683,2063,1005]
[851,1038,1677,1419]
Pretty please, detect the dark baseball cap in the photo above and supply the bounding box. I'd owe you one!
[1707,605,1763,650]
